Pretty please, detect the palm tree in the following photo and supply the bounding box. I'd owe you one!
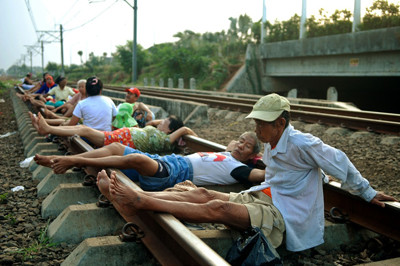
[78,50,83,65]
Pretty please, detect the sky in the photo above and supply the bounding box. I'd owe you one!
[0,0,396,72]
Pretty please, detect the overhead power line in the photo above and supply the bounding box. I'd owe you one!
[59,0,81,25]
[64,0,118,32]
[24,0,39,40]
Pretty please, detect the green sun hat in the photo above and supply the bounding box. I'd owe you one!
[112,103,138,129]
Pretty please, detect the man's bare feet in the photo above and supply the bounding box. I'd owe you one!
[51,156,75,174]
[109,171,139,221]
[96,170,111,199]
[37,113,51,135]
[34,154,59,168]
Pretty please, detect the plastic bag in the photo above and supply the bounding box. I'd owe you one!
[0,131,16,139]
[225,226,283,266]
[19,156,34,168]
[11,186,24,192]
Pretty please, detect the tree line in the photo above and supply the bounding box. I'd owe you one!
[5,0,399,91]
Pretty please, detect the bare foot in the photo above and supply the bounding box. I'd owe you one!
[28,111,39,131]
[34,154,59,168]
[37,113,51,135]
[96,170,111,199]
[16,93,25,100]
[51,156,75,174]
[109,172,140,221]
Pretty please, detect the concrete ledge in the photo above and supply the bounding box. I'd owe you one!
[37,170,85,197]
[27,144,61,157]
[32,165,53,181]
[102,90,209,126]
[21,128,38,145]
[321,221,377,250]
[42,183,100,218]
[29,160,39,172]
[24,137,47,156]
[193,229,233,258]
[48,204,125,244]
[61,236,152,266]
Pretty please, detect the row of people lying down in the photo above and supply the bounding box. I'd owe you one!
[21,76,158,132]
[17,74,74,108]
[30,93,397,255]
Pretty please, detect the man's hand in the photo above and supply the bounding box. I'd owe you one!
[184,127,198,137]
[370,192,398,207]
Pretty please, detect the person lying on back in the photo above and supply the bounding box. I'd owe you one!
[34,132,264,191]
[30,110,197,154]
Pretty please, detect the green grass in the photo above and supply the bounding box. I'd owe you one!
[13,219,58,261]
[0,192,8,204]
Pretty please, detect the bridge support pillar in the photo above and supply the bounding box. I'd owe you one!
[327,87,338,101]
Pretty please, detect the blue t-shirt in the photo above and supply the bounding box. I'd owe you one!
[35,83,57,94]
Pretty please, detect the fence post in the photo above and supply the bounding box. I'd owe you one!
[287,88,297,98]
[327,87,338,101]
[151,78,155,87]
[159,78,164,87]
[143,78,148,87]
[168,78,173,88]
[178,78,184,89]
[190,78,196,90]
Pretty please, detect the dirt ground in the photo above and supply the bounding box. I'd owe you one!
[0,88,399,265]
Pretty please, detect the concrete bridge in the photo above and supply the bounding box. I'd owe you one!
[226,27,400,112]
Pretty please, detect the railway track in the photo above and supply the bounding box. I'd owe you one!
[102,85,400,136]
[12,85,400,265]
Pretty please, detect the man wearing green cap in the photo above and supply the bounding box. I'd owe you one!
[244,93,396,252]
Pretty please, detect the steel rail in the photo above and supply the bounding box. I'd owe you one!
[106,86,400,135]
[98,84,400,122]
[130,88,400,123]
[324,182,400,242]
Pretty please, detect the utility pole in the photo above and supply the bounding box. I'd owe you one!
[300,0,307,39]
[36,29,63,74]
[122,0,138,84]
[261,0,266,43]
[29,50,32,73]
[24,44,40,73]
[133,0,138,83]
[60,24,65,75]
[352,0,361,32]
[41,41,44,72]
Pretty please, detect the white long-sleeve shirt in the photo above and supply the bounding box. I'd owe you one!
[244,124,376,251]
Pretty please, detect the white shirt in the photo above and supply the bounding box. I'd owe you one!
[245,125,376,251]
[73,95,117,131]
[188,152,247,186]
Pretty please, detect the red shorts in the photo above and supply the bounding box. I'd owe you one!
[103,128,136,148]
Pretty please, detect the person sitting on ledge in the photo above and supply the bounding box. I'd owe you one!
[29,110,197,154]
[43,79,87,120]
[118,87,155,128]
[34,132,264,191]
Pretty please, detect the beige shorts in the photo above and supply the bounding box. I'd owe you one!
[229,191,285,248]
